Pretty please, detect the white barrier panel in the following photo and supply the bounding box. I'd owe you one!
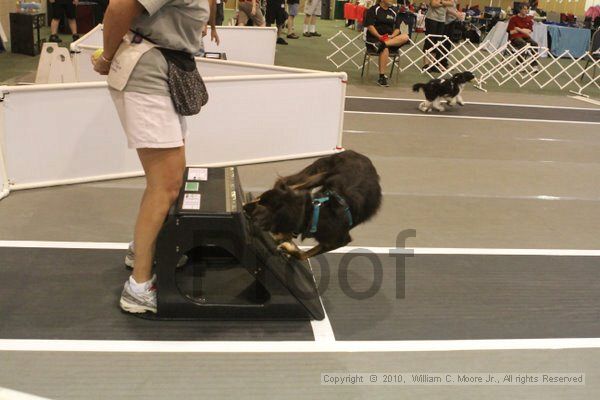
[73,48,310,82]
[197,58,316,77]
[71,24,103,48]
[0,101,7,200]
[204,26,277,65]
[0,72,346,192]
[71,25,277,66]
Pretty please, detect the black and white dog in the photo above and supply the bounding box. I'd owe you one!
[412,71,475,112]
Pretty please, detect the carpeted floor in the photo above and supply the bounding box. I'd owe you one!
[1,14,598,98]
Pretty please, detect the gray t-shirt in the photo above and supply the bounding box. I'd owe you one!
[124,0,210,95]
[445,0,458,24]
[426,1,446,23]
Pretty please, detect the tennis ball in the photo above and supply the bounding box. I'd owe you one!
[92,48,104,63]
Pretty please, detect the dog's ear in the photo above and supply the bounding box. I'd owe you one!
[275,180,287,192]
[274,180,298,199]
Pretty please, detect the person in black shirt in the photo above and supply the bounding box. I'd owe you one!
[266,0,289,44]
[364,0,410,87]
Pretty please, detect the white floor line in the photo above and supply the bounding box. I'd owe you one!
[1,338,599,353]
[307,246,600,257]
[344,111,600,125]
[310,296,336,342]
[0,241,128,250]
[0,387,53,400]
[310,312,335,342]
[569,95,600,107]
[2,241,600,256]
[346,95,600,111]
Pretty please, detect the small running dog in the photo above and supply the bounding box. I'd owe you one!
[413,71,475,112]
[243,150,382,261]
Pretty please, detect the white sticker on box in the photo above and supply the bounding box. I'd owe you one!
[188,168,208,181]
[182,193,201,210]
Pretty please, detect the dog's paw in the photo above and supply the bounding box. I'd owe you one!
[277,242,296,256]
[457,101,465,106]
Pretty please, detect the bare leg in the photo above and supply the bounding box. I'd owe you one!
[67,18,77,35]
[287,15,295,35]
[384,33,409,48]
[378,48,389,75]
[133,147,186,283]
[50,19,60,35]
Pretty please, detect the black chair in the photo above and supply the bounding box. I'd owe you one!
[580,29,600,82]
[360,42,400,79]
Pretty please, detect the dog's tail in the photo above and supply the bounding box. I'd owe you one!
[412,83,426,93]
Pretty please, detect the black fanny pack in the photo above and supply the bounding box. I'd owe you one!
[156,47,209,116]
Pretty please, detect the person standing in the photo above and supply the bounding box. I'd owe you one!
[396,0,416,38]
[441,0,464,68]
[422,0,454,71]
[92,0,219,314]
[48,0,79,43]
[216,0,226,25]
[266,0,289,44]
[303,0,322,37]
[238,0,266,26]
[286,0,300,39]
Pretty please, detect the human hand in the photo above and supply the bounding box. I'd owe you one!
[251,5,256,15]
[73,0,79,5]
[202,25,208,37]
[92,54,111,75]
[211,26,220,45]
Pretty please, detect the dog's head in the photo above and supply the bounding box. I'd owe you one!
[453,71,475,84]
[243,181,308,234]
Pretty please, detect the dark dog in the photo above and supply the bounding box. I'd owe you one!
[412,71,475,112]
[243,150,382,260]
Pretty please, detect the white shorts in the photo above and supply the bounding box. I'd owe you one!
[109,89,188,149]
[304,0,321,16]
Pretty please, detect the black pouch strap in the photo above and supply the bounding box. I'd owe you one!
[157,48,196,72]
[130,30,196,72]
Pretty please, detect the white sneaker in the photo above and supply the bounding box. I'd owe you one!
[124,241,135,268]
[125,241,188,269]
[119,276,157,314]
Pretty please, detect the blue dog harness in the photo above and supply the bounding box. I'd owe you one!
[307,190,354,235]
